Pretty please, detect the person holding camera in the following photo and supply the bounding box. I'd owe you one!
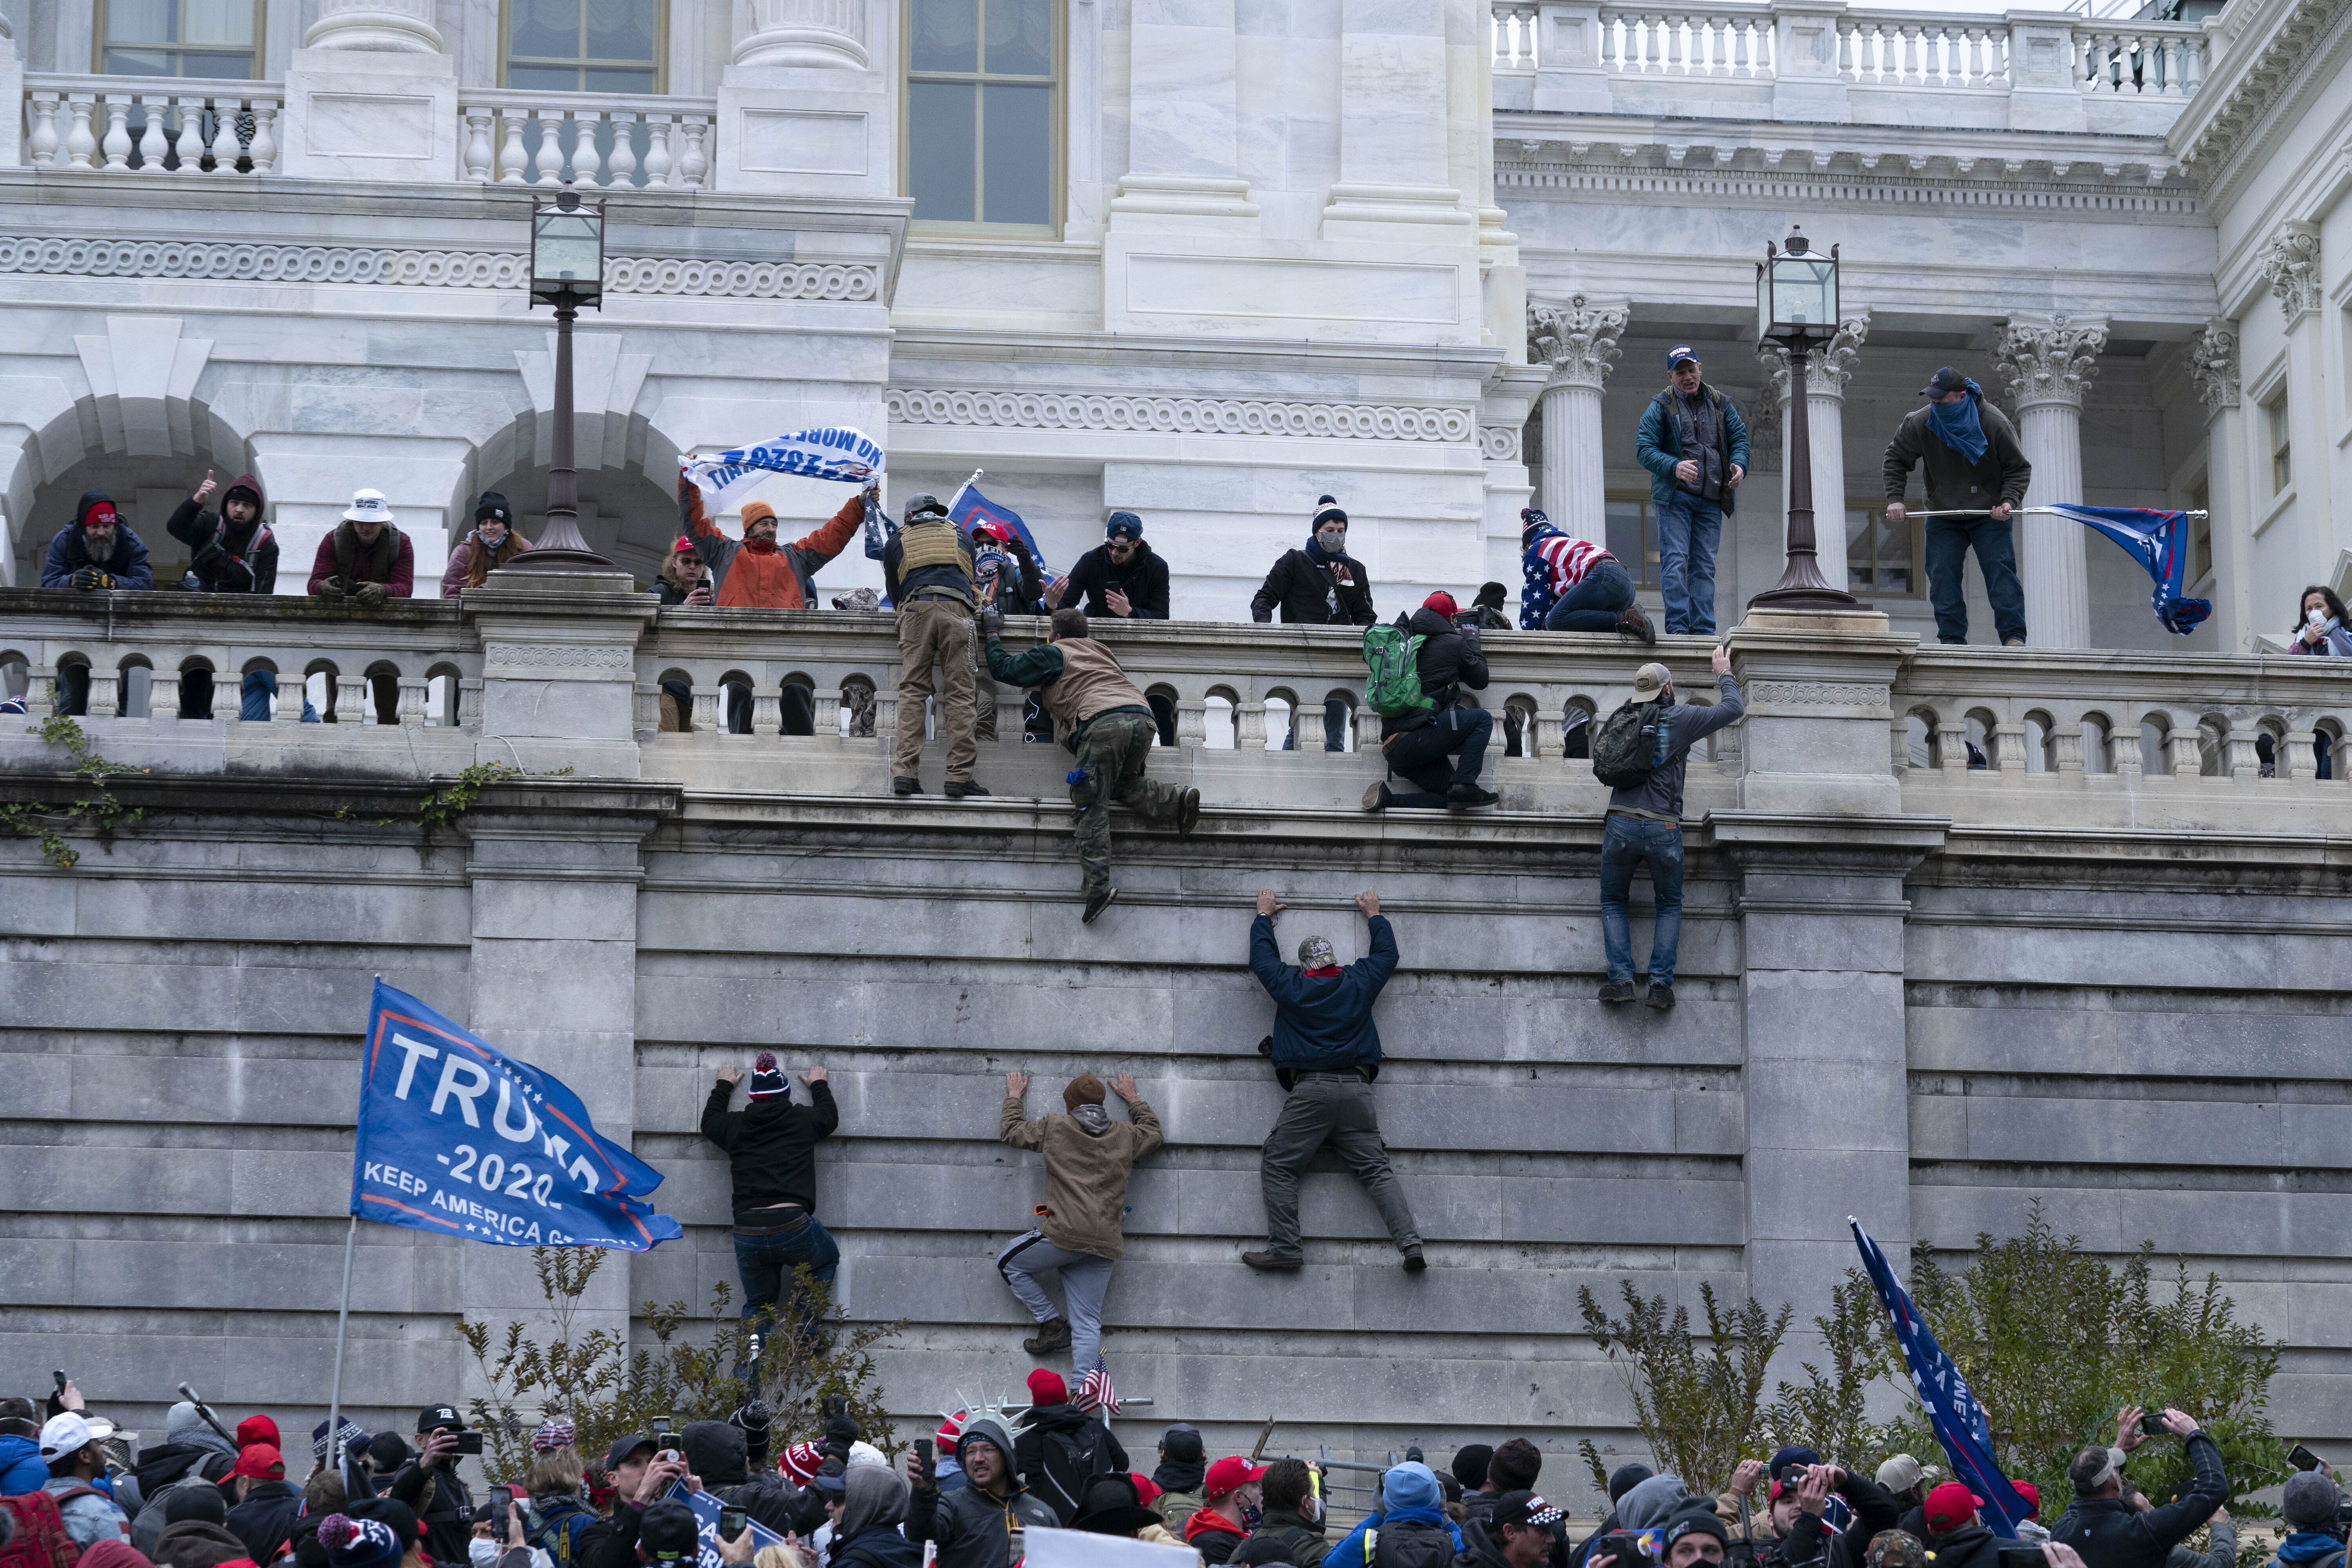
[578,1437,696,1568]
[2052,1406,2228,1568]
[1724,1459,1896,1568]
[903,1413,1055,1568]
[387,1405,480,1568]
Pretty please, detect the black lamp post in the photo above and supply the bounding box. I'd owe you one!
[510,182,617,572]
[1748,226,1861,612]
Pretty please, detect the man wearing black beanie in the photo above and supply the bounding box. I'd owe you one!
[1151,1426,1207,1532]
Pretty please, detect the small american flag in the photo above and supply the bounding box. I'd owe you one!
[1075,1363,1119,1416]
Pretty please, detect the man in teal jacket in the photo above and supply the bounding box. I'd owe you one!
[1635,346,1750,637]
[1241,888,1423,1274]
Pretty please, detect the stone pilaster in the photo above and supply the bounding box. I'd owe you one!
[1321,0,1471,238]
[280,1,455,183]
[1109,0,1255,225]
[2261,222,2322,321]
[464,574,659,779]
[1528,296,1626,543]
[1994,314,2107,651]
[2189,319,2249,650]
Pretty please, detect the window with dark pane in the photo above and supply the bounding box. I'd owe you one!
[102,0,260,78]
[505,0,663,93]
[1846,506,1920,596]
[907,0,1058,228]
[1603,496,1659,588]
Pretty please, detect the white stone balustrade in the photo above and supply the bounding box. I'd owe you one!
[1598,6,1778,76]
[457,93,714,189]
[1838,13,2008,88]
[23,76,281,175]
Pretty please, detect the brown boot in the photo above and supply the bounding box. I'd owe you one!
[1241,1249,1303,1272]
[1023,1317,1071,1355]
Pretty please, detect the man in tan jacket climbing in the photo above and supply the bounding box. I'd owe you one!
[996,1071,1163,1394]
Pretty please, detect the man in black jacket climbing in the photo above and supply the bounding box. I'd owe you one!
[703,1053,841,1373]
[1364,593,1497,811]
[2052,1407,2227,1568]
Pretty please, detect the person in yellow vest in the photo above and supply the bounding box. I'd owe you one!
[982,605,1201,924]
[882,493,985,798]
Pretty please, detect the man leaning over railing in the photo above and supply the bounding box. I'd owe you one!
[41,490,153,716]
[307,488,413,726]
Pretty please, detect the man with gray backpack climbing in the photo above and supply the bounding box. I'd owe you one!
[1590,646,1743,1009]
[1361,593,1498,811]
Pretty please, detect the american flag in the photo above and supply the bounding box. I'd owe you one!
[1075,1363,1119,1416]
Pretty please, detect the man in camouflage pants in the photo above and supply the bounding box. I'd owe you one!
[983,606,1201,925]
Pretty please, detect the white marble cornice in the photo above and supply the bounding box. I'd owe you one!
[1994,314,2110,410]
[1527,295,1628,391]
[2169,0,2352,194]
[884,388,1478,443]
[2260,221,2323,319]
[2188,318,2241,413]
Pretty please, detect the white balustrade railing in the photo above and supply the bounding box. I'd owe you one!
[1493,2,1540,71]
[2071,21,2205,96]
[1839,14,2009,88]
[457,91,714,189]
[23,74,281,174]
[1597,6,1777,76]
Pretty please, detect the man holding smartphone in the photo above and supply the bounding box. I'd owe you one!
[388,1405,479,1568]
[2053,1406,2228,1568]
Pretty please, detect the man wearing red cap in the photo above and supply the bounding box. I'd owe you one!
[41,491,154,716]
[1185,1457,1267,1564]
[224,1443,299,1564]
[1919,1481,1999,1568]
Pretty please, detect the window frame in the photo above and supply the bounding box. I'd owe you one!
[901,0,1065,237]
[1602,491,1660,589]
[500,0,669,95]
[2187,474,2212,588]
[94,0,264,80]
[1847,501,1925,599]
[2267,391,2292,495]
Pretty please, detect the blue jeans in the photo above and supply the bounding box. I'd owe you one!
[733,1217,841,1345]
[1383,706,1492,806]
[1281,697,1350,751]
[1542,557,1637,632]
[1599,813,1684,985]
[1657,492,1724,635]
[238,670,277,721]
[1924,516,2027,645]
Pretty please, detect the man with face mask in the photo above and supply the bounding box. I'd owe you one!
[1186,1457,1268,1564]
[1252,496,1373,751]
[904,1414,1055,1568]
[1597,648,1743,1011]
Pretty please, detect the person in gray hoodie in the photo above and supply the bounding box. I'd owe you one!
[904,1416,1056,1568]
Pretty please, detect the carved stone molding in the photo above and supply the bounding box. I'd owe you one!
[2261,222,2322,320]
[734,0,869,68]
[0,240,880,302]
[1527,295,1628,391]
[2174,0,2342,186]
[2187,318,2241,412]
[305,0,443,51]
[1993,313,2109,410]
[884,389,1476,443]
[1749,680,1887,709]
[1479,424,1522,462]
[1756,308,1872,399]
[483,643,636,675]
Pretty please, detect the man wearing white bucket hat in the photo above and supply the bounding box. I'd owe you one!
[307,488,413,608]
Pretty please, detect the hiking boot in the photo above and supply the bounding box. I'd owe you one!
[1022,1317,1072,1355]
[1241,1249,1304,1272]
[1598,980,1637,1004]
[892,776,922,796]
[1363,781,1394,811]
[1446,783,1499,809]
[1177,788,1202,836]
[1082,886,1120,925]
[945,780,990,799]
[1401,1245,1428,1273]
[1646,982,1675,1011]
[1617,605,1657,645]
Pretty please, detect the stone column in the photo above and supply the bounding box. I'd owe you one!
[1759,310,1870,589]
[1527,296,1626,542]
[2187,319,2250,650]
[303,0,443,50]
[465,572,659,779]
[1108,0,1254,222]
[734,0,869,67]
[1994,314,2107,650]
[1710,617,1940,1356]
[2260,223,2325,568]
[1321,0,1470,235]
[280,0,456,182]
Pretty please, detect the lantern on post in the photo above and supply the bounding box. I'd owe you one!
[1748,226,1861,612]
[510,183,617,571]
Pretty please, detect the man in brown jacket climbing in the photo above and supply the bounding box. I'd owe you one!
[996,1072,1162,1390]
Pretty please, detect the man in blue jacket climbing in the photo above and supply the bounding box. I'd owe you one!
[1242,887,1425,1274]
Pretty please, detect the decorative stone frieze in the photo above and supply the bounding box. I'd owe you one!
[883,389,1477,443]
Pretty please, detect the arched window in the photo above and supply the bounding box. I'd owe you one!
[906,0,1060,230]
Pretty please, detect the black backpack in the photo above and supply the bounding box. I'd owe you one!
[1590,697,1675,788]
[1033,1420,1120,1526]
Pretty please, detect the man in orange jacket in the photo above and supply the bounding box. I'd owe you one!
[679,475,869,734]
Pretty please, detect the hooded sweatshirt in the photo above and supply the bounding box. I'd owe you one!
[699,1078,839,1223]
[43,492,156,591]
[1316,1463,1462,1568]
[998,1096,1163,1260]
[0,1431,48,1494]
[1620,1474,1692,1531]
[906,1421,1057,1568]
[167,474,277,594]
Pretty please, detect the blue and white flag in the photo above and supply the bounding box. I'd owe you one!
[664,1481,784,1568]
[950,480,1054,583]
[1851,1220,2031,1537]
[350,980,682,1252]
[2042,505,2212,636]
[681,427,885,512]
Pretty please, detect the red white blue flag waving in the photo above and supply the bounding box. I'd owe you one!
[1850,1219,2033,1537]
[350,980,682,1251]
[2043,505,2212,635]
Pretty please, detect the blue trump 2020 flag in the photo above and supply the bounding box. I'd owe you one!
[2044,505,2213,636]
[950,480,1054,582]
[1851,1218,2031,1536]
[350,980,682,1251]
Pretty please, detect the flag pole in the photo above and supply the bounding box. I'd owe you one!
[325,1211,357,1465]
[948,468,984,513]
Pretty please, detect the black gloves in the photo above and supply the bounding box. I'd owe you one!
[820,1396,857,1463]
[979,604,1005,637]
[69,568,114,591]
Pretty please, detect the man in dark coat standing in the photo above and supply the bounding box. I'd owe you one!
[1241,888,1423,1273]
[1251,495,1373,753]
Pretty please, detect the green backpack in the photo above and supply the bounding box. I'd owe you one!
[1363,624,1433,719]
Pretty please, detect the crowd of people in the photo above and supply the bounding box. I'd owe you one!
[2,1371,2290,1568]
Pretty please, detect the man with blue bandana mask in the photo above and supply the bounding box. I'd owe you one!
[1884,365,2034,648]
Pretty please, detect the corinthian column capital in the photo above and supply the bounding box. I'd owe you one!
[2188,318,2241,414]
[1528,295,1628,391]
[1994,313,2108,411]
